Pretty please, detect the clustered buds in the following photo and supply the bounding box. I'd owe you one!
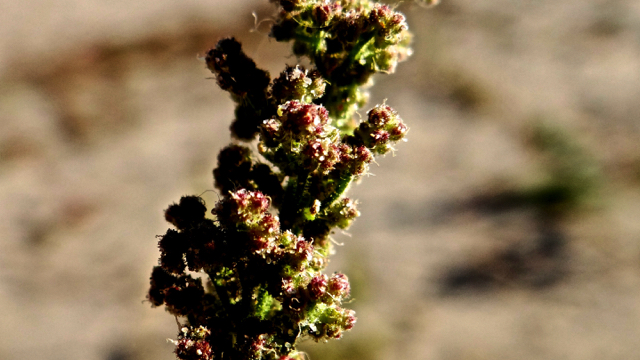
[259,100,405,181]
[271,66,326,104]
[351,104,408,155]
[149,190,356,360]
[270,0,412,124]
[213,145,285,206]
[205,38,270,97]
[173,326,213,360]
[206,38,273,140]
[149,1,416,359]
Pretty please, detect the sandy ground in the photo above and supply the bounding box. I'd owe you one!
[1,0,640,359]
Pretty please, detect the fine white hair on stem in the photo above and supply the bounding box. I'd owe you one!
[251,11,276,34]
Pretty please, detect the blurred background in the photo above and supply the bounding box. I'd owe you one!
[1,0,640,359]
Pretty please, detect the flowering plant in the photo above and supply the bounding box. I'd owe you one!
[147,1,413,359]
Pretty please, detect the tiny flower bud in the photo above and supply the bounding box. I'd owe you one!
[302,138,341,173]
[342,309,357,330]
[353,104,407,155]
[294,239,314,263]
[277,101,330,136]
[272,65,326,103]
[368,104,395,127]
[325,198,360,229]
[312,3,340,26]
[389,121,408,140]
[308,274,328,300]
[282,277,296,296]
[328,273,351,299]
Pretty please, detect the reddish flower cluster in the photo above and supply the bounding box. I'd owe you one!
[149,188,357,360]
[173,326,214,360]
[352,104,408,155]
[260,99,406,178]
[275,101,331,138]
[148,1,417,359]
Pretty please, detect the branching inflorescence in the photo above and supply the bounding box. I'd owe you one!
[147,1,413,359]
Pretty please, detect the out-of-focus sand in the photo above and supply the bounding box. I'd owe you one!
[2,1,640,359]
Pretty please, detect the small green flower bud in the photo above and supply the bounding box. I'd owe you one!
[325,197,360,229]
[272,66,326,103]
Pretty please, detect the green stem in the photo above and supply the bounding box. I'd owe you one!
[293,171,311,208]
[280,170,311,232]
[321,174,353,210]
[333,31,376,83]
[213,280,233,314]
[348,31,376,65]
